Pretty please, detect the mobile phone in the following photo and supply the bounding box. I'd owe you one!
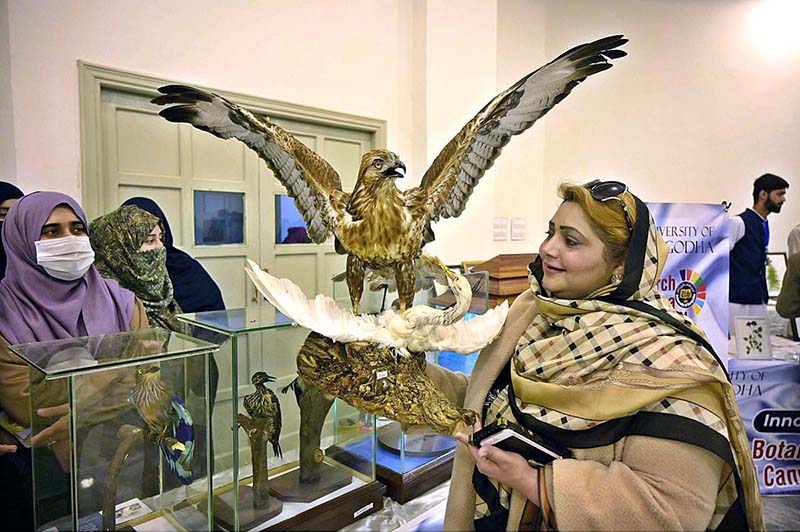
[470,419,571,465]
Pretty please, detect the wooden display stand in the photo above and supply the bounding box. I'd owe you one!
[267,479,385,532]
[328,427,457,505]
[473,253,538,308]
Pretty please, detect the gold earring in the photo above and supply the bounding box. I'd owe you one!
[610,273,623,284]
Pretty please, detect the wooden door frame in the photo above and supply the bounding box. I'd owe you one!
[78,61,387,220]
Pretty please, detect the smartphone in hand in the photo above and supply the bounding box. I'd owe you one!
[471,419,571,465]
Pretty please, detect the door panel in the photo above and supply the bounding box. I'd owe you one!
[323,138,362,190]
[191,130,247,182]
[115,108,181,176]
[275,254,318,295]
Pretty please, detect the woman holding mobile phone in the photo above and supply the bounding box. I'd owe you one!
[430,181,763,531]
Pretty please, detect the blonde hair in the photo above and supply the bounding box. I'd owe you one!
[558,182,638,264]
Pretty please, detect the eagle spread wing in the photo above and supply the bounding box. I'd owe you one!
[152,85,345,242]
[411,35,628,228]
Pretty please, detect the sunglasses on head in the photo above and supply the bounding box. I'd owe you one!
[585,180,634,234]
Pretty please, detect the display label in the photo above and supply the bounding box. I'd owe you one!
[353,502,374,518]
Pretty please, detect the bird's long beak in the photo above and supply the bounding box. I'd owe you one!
[146,366,160,374]
[434,256,459,282]
[382,161,406,179]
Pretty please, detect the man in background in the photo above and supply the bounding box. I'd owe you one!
[728,173,789,337]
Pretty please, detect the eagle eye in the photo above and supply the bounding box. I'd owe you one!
[373,159,384,170]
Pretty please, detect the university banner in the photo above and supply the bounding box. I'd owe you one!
[730,359,800,494]
[647,203,730,364]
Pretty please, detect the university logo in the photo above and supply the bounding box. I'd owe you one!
[660,268,707,318]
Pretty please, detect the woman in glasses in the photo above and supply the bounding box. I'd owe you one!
[430,181,762,531]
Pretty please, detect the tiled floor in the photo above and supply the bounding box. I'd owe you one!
[764,495,800,532]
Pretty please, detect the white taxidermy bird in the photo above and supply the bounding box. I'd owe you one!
[244,257,508,356]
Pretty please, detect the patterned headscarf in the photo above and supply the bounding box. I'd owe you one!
[0,192,135,344]
[509,196,763,531]
[122,197,225,313]
[90,206,186,333]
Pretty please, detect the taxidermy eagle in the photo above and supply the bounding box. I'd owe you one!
[153,35,627,313]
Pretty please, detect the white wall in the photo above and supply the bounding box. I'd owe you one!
[0,0,15,183]
[6,0,413,196]
[543,0,800,254]
[4,0,800,257]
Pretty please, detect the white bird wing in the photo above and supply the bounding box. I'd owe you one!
[406,300,510,354]
[244,259,392,345]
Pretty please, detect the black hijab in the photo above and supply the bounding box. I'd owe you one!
[0,182,25,279]
[122,197,225,313]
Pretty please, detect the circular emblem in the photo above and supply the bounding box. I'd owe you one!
[672,269,706,318]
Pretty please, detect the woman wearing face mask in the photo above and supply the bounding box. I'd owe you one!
[0,192,149,529]
[89,205,190,333]
[426,181,763,531]
[122,197,226,314]
[0,181,25,279]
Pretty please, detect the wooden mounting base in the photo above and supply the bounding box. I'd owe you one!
[328,443,455,504]
[269,462,351,503]
[266,479,385,531]
[213,486,283,530]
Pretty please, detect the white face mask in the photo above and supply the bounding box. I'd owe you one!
[34,235,96,281]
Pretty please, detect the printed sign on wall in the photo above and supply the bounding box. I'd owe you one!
[648,203,730,364]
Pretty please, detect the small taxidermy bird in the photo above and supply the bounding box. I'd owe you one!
[130,364,194,485]
[152,35,627,313]
[244,257,508,357]
[243,371,283,459]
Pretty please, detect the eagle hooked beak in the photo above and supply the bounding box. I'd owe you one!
[382,160,406,179]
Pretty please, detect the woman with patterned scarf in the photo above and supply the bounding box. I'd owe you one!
[89,205,189,333]
[431,181,763,531]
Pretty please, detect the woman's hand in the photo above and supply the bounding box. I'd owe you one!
[30,403,70,447]
[0,443,17,455]
[455,422,540,503]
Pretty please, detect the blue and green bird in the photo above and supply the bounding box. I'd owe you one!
[130,364,194,485]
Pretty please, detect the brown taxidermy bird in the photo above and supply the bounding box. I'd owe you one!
[152,35,627,313]
[243,372,283,459]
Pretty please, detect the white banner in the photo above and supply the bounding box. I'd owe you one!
[648,203,730,365]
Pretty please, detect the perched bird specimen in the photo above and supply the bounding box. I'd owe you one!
[152,35,627,313]
[245,257,508,356]
[297,332,478,436]
[243,371,283,459]
[130,364,194,485]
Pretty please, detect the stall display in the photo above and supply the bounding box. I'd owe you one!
[326,270,489,502]
[152,35,627,314]
[9,327,218,532]
[244,260,505,437]
[177,306,383,531]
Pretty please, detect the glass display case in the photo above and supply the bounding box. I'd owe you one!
[331,269,489,502]
[177,306,383,531]
[9,327,218,532]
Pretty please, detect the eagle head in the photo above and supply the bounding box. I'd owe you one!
[359,149,406,183]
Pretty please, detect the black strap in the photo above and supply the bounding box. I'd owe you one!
[599,297,731,382]
[609,196,650,300]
